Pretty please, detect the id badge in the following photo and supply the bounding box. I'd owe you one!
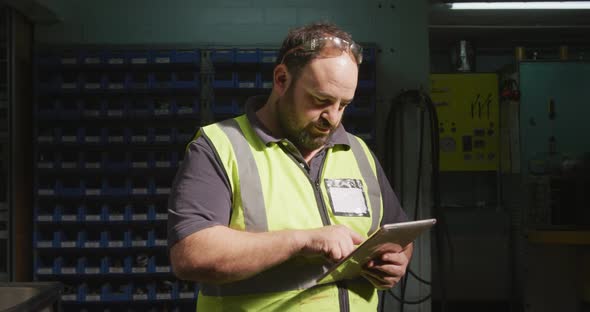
[325,179,369,217]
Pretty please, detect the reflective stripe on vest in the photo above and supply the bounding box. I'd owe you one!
[214,118,268,232]
[346,133,381,236]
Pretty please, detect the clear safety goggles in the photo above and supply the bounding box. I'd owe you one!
[280,36,363,65]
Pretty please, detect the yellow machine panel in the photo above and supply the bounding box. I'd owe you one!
[430,73,499,171]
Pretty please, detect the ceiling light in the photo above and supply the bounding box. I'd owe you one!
[449,2,590,10]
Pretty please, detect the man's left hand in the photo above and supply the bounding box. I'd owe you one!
[361,243,413,290]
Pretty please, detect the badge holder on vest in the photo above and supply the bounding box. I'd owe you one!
[384,90,450,312]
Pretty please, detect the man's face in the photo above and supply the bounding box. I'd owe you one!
[276,53,358,153]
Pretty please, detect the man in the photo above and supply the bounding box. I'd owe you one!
[168,22,412,311]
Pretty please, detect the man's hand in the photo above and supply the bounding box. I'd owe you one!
[298,225,364,262]
[361,243,413,289]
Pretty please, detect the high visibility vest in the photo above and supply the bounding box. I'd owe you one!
[195,115,384,311]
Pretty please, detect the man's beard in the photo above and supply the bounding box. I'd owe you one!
[276,87,336,152]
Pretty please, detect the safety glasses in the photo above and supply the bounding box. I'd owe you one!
[280,36,363,65]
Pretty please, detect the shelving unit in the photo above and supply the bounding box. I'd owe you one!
[34,45,377,311]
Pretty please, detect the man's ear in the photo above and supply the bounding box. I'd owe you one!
[273,64,291,96]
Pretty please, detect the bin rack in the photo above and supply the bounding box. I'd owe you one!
[81,203,107,222]
[261,71,273,89]
[173,71,200,89]
[150,50,173,65]
[153,97,175,116]
[259,49,278,64]
[58,127,82,144]
[34,230,57,248]
[106,72,129,91]
[152,72,174,89]
[102,178,131,196]
[212,71,236,88]
[59,51,80,66]
[150,49,201,65]
[174,49,201,64]
[128,71,151,89]
[81,283,102,302]
[78,257,103,275]
[81,50,104,65]
[129,127,150,144]
[131,151,155,169]
[36,178,56,196]
[178,281,198,300]
[36,98,57,119]
[82,128,105,145]
[56,151,80,170]
[105,50,127,65]
[81,98,105,118]
[57,178,84,196]
[105,151,130,170]
[34,46,379,310]
[108,204,131,222]
[36,127,55,144]
[237,71,260,89]
[60,257,78,274]
[236,49,259,63]
[37,151,55,169]
[36,255,56,275]
[154,127,175,144]
[105,229,129,248]
[106,127,128,144]
[210,48,236,63]
[106,98,128,118]
[105,256,126,274]
[126,51,149,65]
[58,72,80,92]
[155,280,176,300]
[212,96,237,114]
[58,230,78,248]
[82,72,106,91]
[35,202,55,222]
[102,283,132,301]
[175,97,199,115]
[60,203,80,222]
[130,229,149,247]
[129,97,154,118]
[57,98,81,119]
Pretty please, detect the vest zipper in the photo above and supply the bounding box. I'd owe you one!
[281,147,331,226]
[338,282,351,312]
[282,146,350,312]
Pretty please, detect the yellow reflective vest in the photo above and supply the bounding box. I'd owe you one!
[195,115,384,311]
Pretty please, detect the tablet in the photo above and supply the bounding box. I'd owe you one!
[316,218,436,285]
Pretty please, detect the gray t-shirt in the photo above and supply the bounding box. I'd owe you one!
[167,96,407,247]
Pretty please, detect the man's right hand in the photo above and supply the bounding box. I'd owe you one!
[297,225,364,262]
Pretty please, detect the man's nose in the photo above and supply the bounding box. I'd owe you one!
[321,102,341,126]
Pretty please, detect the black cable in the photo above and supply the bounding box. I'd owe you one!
[384,90,453,312]
[409,268,431,285]
[424,91,453,312]
[384,91,436,310]
[389,289,432,305]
